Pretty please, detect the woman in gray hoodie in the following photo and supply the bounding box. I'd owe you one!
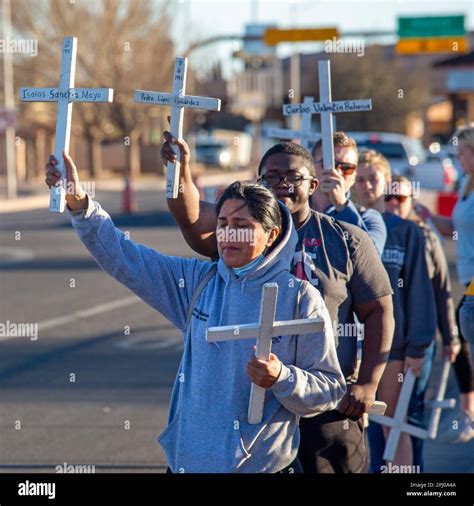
[45,152,346,474]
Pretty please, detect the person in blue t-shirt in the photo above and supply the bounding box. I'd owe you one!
[416,125,474,440]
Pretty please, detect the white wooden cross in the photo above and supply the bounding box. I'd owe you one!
[206,283,323,424]
[133,57,221,199]
[426,358,456,439]
[206,283,386,424]
[263,96,321,150]
[19,37,114,213]
[369,360,456,462]
[283,60,372,168]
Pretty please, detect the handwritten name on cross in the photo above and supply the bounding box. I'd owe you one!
[134,57,221,199]
[20,37,114,213]
[263,97,320,150]
[283,60,372,166]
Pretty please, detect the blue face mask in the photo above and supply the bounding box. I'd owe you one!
[232,254,265,277]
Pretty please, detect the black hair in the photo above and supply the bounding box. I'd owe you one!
[257,142,315,176]
[215,181,282,234]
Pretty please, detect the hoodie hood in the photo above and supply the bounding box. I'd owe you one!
[217,201,297,284]
[70,197,346,473]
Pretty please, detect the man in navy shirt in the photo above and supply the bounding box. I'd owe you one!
[161,136,394,473]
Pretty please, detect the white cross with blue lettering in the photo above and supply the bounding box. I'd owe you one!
[134,57,221,199]
[20,37,114,213]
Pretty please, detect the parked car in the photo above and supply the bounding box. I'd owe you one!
[349,132,426,175]
[416,146,458,191]
[195,138,233,169]
[195,130,252,170]
[349,132,456,191]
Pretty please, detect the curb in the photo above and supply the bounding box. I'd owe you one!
[0,170,256,214]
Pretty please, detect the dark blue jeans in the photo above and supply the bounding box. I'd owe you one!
[368,341,435,472]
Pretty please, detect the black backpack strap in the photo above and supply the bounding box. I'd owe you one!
[185,264,218,332]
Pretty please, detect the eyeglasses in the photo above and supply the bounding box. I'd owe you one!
[259,174,313,187]
[314,159,357,175]
[384,194,412,203]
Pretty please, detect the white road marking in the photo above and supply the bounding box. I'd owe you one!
[2,295,181,351]
[0,246,35,264]
[115,335,182,350]
[38,295,140,331]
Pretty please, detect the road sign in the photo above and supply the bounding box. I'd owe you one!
[397,15,465,38]
[264,27,339,45]
[244,24,277,57]
[396,37,469,55]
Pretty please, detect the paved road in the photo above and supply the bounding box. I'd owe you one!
[0,189,195,473]
[0,189,472,473]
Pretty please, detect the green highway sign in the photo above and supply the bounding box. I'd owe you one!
[398,15,465,39]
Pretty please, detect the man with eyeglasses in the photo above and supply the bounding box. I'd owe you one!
[160,134,394,474]
[311,132,387,256]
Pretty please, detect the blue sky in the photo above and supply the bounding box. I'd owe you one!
[170,0,474,77]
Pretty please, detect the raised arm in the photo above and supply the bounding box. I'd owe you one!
[161,131,219,257]
[414,203,454,237]
[45,152,210,332]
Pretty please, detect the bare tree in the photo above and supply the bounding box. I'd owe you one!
[298,46,431,133]
[12,0,175,177]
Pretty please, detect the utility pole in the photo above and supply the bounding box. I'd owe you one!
[289,1,300,131]
[251,0,258,22]
[289,53,300,130]
[2,0,17,199]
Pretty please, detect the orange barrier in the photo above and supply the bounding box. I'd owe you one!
[437,191,458,218]
[122,175,137,214]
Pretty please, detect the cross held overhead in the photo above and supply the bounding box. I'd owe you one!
[133,56,221,199]
[19,37,114,214]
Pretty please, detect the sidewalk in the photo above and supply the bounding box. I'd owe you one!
[0,168,254,214]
